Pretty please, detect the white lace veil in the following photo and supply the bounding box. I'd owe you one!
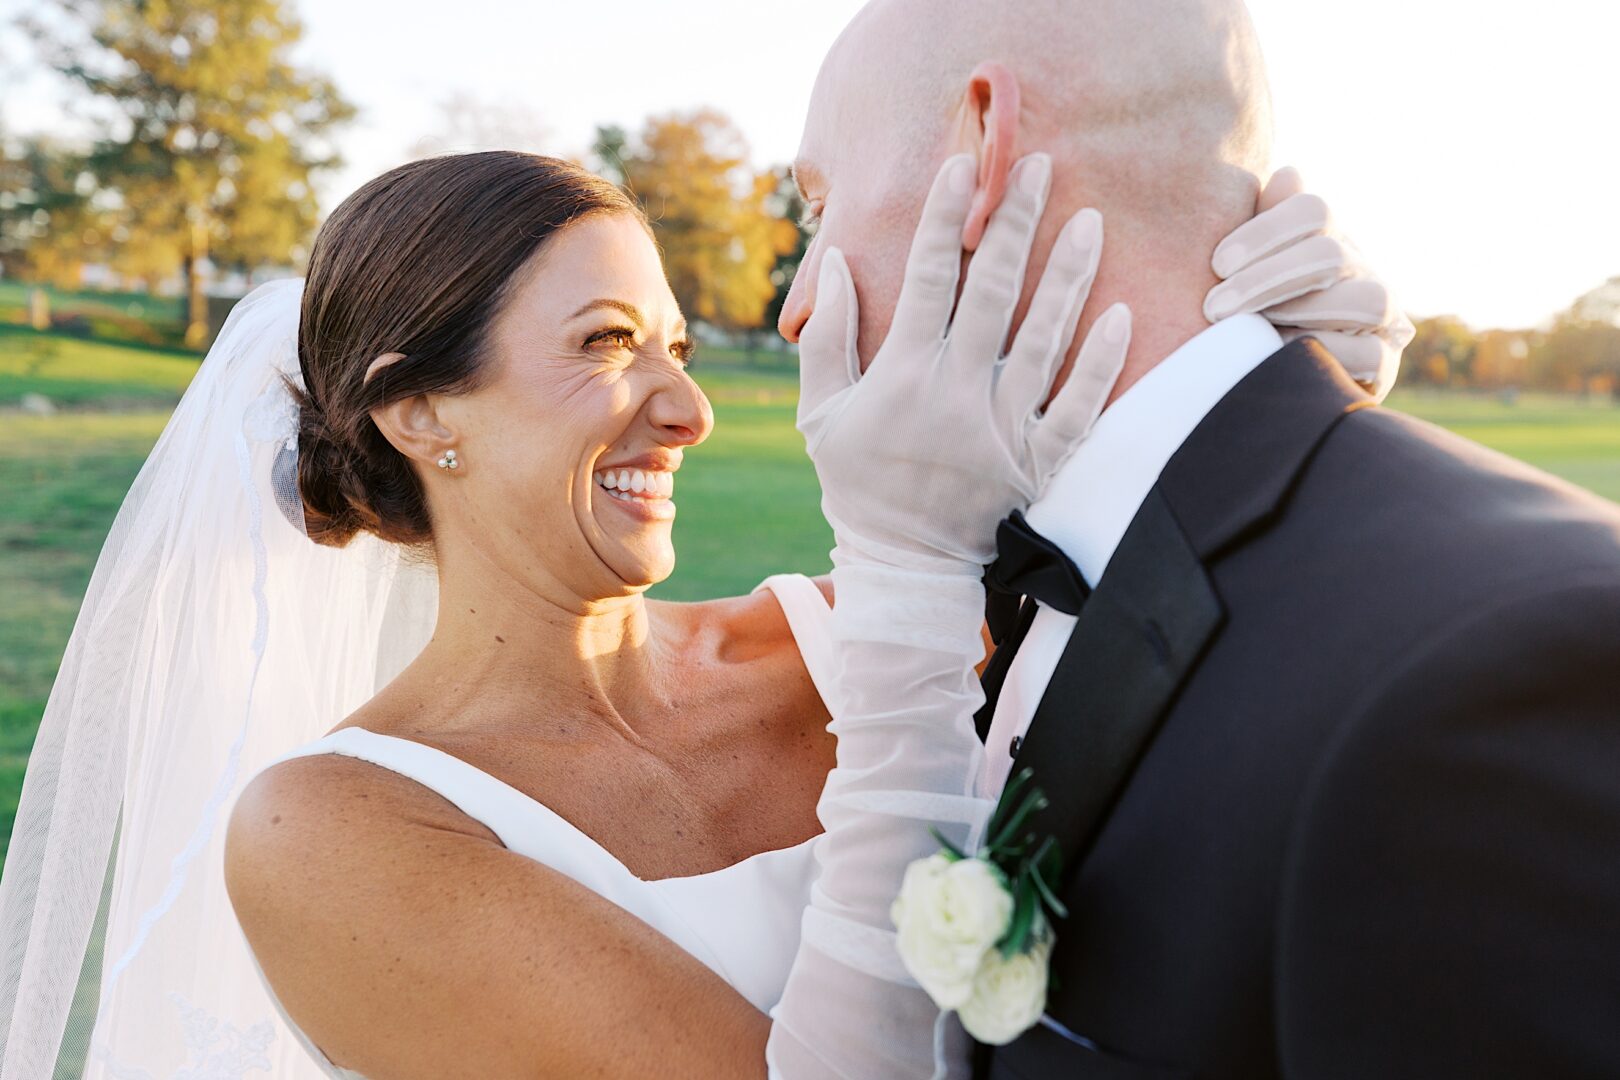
[0,279,438,1079]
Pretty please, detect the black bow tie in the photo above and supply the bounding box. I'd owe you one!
[983,511,1092,642]
[977,511,1092,742]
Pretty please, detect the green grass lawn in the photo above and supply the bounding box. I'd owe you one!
[0,325,200,407]
[1,332,1616,865]
[658,356,832,599]
[0,410,174,862]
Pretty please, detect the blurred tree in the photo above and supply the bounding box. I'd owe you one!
[1516,280,1620,396]
[25,0,354,345]
[1531,316,1620,396]
[614,110,800,334]
[0,130,100,287]
[591,124,630,187]
[1472,329,1532,390]
[1567,276,1620,327]
[1404,315,1478,387]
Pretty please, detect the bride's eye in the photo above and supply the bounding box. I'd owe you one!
[798,200,824,233]
[671,337,697,368]
[585,327,637,353]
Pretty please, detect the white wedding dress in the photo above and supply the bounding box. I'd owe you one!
[255,574,836,1079]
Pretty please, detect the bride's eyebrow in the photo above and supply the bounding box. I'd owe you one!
[570,299,644,326]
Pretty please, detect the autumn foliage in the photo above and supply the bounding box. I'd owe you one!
[605,111,803,335]
[1406,278,1620,397]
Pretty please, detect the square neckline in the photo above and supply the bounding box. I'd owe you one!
[317,727,815,886]
[291,573,835,886]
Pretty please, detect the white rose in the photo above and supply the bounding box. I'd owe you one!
[957,934,1053,1046]
[890,854,1014,1009]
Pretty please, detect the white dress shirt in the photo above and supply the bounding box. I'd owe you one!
[979,314,1284,796]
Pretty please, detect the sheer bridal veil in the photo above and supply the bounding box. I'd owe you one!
[0,280,437,1079]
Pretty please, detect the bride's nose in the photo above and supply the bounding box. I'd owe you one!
[649,370,714,448]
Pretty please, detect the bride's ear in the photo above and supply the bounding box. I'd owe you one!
[956,61,1022,252]
[365,353,459,469]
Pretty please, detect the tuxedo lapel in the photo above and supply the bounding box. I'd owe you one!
[1158,338,1376,561]
[1007,489,1222,876]
[1006,339,1373,882]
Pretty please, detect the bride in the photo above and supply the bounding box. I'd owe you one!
[0,150,1398,1079]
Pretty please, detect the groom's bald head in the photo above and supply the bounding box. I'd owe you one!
[783,0,1273,391]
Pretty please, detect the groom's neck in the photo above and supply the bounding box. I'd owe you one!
[1022,183,1231,412]
[1073,264,1217,410]
[1106,308,1216,408]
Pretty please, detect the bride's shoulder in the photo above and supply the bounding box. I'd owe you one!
[651,575,833,663]
[226,747,495,908]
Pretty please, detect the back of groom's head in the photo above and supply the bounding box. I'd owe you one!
[782,0,1273,398]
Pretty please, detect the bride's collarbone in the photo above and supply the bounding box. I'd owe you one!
[330,646,831,879]
[484,704,826,877]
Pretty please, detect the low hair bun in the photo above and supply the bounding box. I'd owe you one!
[292,389,369,549]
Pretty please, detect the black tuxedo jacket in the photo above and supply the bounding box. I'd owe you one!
[976,340,1620,1080]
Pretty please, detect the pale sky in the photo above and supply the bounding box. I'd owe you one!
[2,0,1615,329]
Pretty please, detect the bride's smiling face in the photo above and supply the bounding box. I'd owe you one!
[431,213,713,599]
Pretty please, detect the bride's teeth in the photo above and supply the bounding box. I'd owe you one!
[595,467,677,501]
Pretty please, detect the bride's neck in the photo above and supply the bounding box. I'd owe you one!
[399,550,667,735]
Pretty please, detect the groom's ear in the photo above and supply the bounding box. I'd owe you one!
[959,61,1021,252]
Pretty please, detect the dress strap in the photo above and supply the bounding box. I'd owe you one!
[269,728,644,902]
[754,573,839,713]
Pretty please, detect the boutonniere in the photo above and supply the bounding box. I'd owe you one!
[890,768,1067,1044]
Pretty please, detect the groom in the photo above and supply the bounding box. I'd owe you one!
[783,1,1620,1077]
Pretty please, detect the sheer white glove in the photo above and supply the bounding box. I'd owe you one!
[1203,167,1416,402]
[796,152,1132,575]
[768,154,1130,1079]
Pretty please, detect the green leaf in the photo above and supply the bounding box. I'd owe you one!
[986,786,1049,857]
[1027,838,1070,920]
[999,875,1039,958]
[987,767,1036,838]
[929,826,967,862]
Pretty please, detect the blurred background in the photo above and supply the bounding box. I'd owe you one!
[0,0,1616,864]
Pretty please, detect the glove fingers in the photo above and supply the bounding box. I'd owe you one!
[887,154,979,348]
[1032,303,1131,465]
[796,247,862,435]
[1264,277,1394,332]
[1297,330,1398,401]
[1257,166,1307,214]
[1211,192,1332,280]
[1205,234,1354,321]
[998,208,1103,424]
[948,154,1052,367]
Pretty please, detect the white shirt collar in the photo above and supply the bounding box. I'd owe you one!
[1024,314,1283,584]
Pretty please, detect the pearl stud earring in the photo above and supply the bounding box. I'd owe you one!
[436,449,460,471]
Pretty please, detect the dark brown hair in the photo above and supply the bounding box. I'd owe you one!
[294,151,642,547]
